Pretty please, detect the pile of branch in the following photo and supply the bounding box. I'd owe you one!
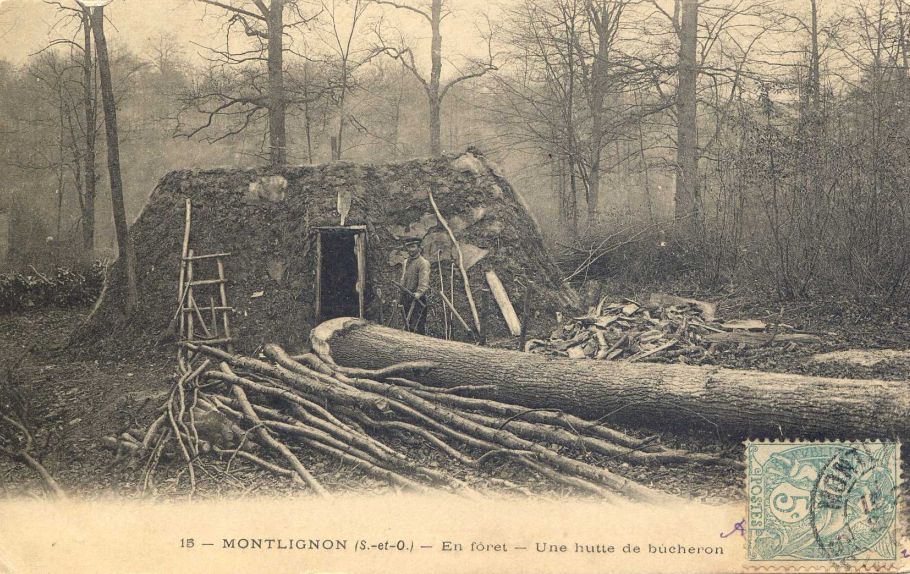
[105,342,738,499]
[556,221,666,284]
[0,262,105,314]
[526,293,819,364]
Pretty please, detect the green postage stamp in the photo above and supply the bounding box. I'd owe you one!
[746,440,901,567]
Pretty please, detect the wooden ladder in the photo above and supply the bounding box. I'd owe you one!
[177,199,234,365]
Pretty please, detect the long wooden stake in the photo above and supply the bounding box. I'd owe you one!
[209,296,219,338]
[449,262,455,340]
[436,251,449,340]
[178,199,191,358]
[439,291,476,340]
[478,288,488,346]
[186,249,195,354]
[519,283,533,351]
[427,189,481,334]
[216,257,234,353]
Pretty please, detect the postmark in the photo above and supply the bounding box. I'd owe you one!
[746,440,900,568]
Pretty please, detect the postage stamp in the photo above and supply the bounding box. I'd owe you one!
[745,440,901,567]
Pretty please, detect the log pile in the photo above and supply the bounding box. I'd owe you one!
[104,342,739,499]
[526,294,819,364]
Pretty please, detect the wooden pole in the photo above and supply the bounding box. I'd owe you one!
[436,251,448,340]
[427,189,481,334]
[178,200,191,340]
[438,290,474,339]
[448,262,455,340]
[209,296,219,338]
[519,283,533,351]
[478,287,488,346]
[186,249,195,347]
[314,232,322,323]
[216,256,234,353]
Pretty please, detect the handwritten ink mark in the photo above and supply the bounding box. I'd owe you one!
[720,519,746,539]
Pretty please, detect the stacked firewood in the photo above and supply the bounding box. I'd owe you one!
[104,342,738,499]
[526,294,816,363]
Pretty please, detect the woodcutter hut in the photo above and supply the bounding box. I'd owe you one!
[91,149,573,353]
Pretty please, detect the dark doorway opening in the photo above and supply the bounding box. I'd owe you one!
[314,226,366,323]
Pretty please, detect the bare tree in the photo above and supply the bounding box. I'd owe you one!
[320,0,377,159]
[78,7,97,254]
[489,0,649,233]
[180,0,318,166]
[642,0,776,236]
[372,0,496,155]
[14,48,92,264]
[328,57,418,159]
[579,0,630,219]
[90,5,138,311]
[34,2,100,254]
[488,0,586,235]
[675,0,698,228]
[27,54,74,256]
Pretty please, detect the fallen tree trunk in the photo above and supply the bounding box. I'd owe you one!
[311,318,910,438]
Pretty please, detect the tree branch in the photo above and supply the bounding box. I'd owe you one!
[197,0,267,21]
[372,0,431,23]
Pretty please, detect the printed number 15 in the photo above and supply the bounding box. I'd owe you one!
[181,539,195,548]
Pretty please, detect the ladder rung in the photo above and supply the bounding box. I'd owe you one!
[182,306,234,312]
[182,252,232,261]
[188,279,227,287]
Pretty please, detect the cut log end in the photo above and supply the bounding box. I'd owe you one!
[310,317,368,360]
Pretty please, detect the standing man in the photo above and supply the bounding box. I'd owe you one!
[399,237,430,334]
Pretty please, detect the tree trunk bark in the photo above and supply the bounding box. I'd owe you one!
[302,62,314,163]
[91,6,138,311]
[675,0,699,231]
[567,153,578,233]
[335,61,347,161]
[587,3,610,221]
[808,0,820,103]
[267,0,287,166]
[311,318,910,439]
[390,76,402,159]
[56,81,65,254]
[588,144,601,221]
[428,0,442,155]
[897,0,910,88]
[81,8,96,254]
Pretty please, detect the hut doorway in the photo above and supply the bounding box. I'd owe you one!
[313,225,366,323]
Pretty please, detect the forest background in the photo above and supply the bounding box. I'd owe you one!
[0,0,907,302]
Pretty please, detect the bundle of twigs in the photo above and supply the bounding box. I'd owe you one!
[109,342,739,500]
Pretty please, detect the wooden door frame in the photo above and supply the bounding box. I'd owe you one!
[312,225,367,323]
